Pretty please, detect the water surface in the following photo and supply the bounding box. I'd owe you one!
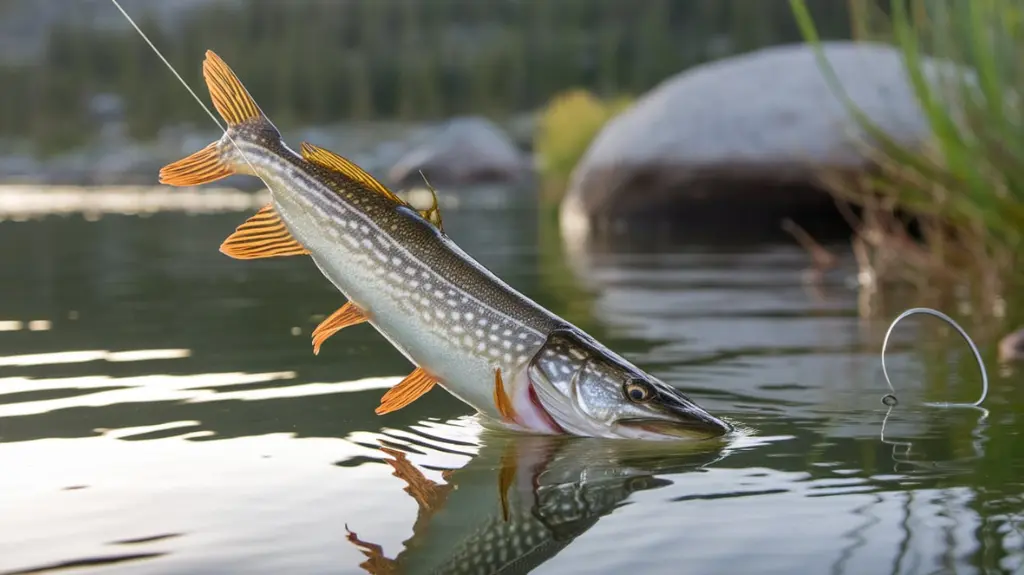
[0,193,1021,574]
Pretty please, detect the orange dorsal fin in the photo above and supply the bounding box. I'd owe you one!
[493,367,518,423]
[202,50,263,126]
[375,367,437,415]
[311,302,369,355]
[219,204,310,259]
[299,142,404,204]
[159,142,233,186]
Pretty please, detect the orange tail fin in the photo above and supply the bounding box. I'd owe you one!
[159,50,269,187]
[159,142,232,186]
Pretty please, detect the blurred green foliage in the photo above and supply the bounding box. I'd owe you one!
[792,0,1024,300]
[0,0,855,154]
[535,89,632,202]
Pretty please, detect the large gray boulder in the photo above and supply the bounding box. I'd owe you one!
[560,41,956,239]
[388,116,530,188]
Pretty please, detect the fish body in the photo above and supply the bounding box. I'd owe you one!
[277,157,561,427]
[159,51,732,440]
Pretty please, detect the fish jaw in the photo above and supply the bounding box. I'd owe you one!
[524,328,733,441]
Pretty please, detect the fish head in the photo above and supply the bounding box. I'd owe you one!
[527,328,732,441]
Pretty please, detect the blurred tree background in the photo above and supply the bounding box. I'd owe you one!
[0,0,855,152]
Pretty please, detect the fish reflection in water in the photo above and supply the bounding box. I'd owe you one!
[345,431,729,574]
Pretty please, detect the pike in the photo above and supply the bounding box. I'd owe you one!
[148,46,731,439]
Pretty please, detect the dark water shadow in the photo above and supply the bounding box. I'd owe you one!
[2,552,166,575]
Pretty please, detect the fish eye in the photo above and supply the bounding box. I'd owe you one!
[623,380,653,403]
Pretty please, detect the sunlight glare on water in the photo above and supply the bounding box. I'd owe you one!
[0,196,1021,574]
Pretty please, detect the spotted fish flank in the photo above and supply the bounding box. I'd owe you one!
[158,50,733,441]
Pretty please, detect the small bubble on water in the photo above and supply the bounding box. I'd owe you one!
[881,394,898,407]
[290,326,301,336]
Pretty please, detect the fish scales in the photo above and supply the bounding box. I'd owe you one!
[241,137,556,417]
[157,50,732,440]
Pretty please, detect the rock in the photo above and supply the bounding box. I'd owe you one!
[999,328,1024,362]
[502,111,539,153]
[387,116,530,188]
[560,41,961,239]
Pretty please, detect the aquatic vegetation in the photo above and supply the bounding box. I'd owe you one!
[535,89,633,206]
[790,0,1024,309]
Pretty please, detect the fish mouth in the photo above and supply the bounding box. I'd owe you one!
[615,381,734,441]
[614,412,733,441]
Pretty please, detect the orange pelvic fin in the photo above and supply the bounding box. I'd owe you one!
[311,302,369,355]
[493,367,518,422]
[376,367,437,415]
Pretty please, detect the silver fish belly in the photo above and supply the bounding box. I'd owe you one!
[261,155,554,423]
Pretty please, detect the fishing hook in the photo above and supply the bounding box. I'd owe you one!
[877,307,991,472]
[880,307,989,412]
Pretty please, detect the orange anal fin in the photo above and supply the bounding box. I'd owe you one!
[159,142,233,187]
[493,368,518,423]
[220,203,310,260]
[375,367,437,415]
[344,524,398,575]
[311,302,369,355]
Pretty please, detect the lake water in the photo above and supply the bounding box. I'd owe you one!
[0,191,1021,574]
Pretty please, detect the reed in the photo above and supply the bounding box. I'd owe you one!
[790,0,1024,310]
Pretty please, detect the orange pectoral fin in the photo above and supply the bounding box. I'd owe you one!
[375,367,437,415]
[220,204,310,259]
[493,368,518,423]
[311,302,369,355]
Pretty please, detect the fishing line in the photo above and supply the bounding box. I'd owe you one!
[108,0,269,189]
